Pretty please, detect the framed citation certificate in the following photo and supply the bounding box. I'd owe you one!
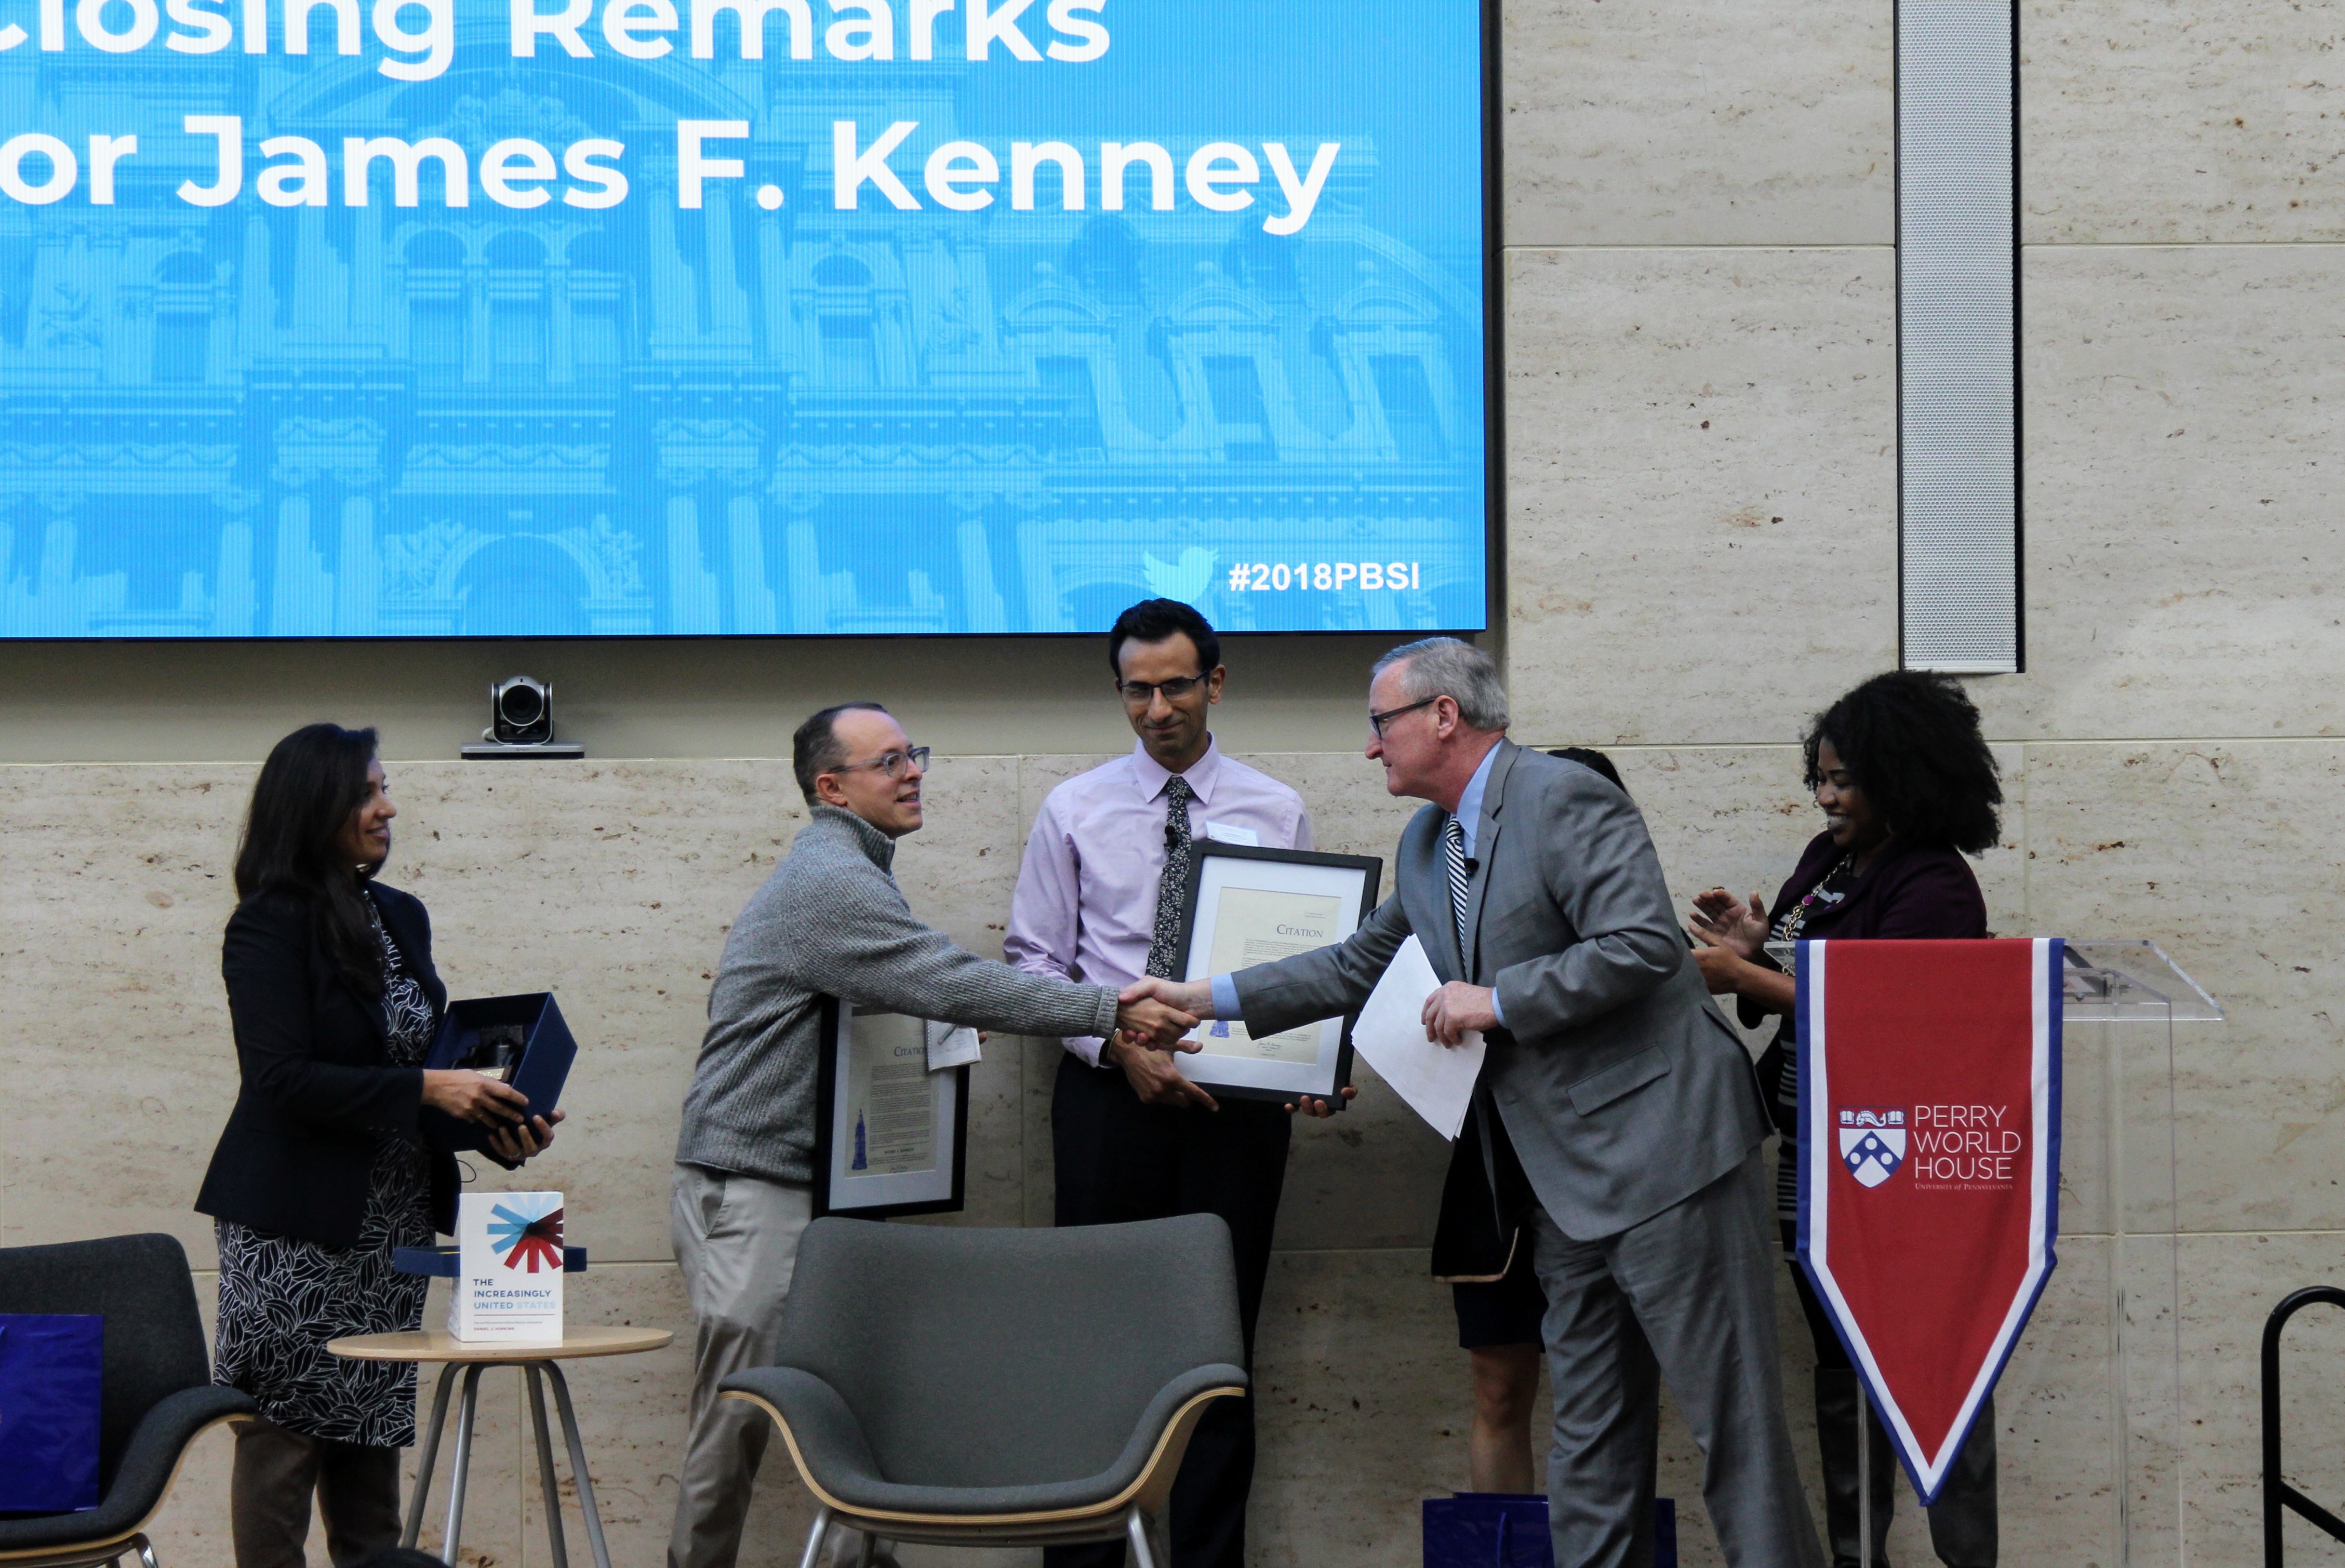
[1172,842,1383,1104]
[814,1002,969,1219]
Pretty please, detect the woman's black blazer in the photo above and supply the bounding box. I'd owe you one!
[194,882,461,1248]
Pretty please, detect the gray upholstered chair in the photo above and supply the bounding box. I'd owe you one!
[0,1234,256,1568]
[721,1214,1249,1568]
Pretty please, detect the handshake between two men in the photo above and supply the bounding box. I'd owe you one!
[1108,973,1505,1116]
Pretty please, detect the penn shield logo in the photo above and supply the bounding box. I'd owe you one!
[1837,1107,1908,1189]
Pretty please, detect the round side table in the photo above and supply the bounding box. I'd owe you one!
[328,1326,672,1568]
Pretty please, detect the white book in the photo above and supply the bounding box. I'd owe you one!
[448,1190,565,1343]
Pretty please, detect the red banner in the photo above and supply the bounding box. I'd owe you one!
[1796,938,2062,1502]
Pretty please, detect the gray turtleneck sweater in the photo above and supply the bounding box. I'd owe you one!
[675,805,1123,1186]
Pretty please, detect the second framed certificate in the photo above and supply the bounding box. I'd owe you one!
[1172,841,1383,1104]
[813,1001,969,1219]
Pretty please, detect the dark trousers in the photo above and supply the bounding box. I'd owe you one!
[1791,1251,1997,1568]
[1046,1052,1292,1568]
[230,1418,404,1568]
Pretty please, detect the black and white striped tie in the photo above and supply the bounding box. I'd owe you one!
[1443,814,1472,968]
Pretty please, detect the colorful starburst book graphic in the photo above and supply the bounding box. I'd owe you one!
[489,1200,568,1271]
[450,1190,565,1344]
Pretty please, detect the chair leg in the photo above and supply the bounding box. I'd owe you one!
[797,1505,833,1568]
[131,1534,161,1568]
[1125,1504,1157,1568]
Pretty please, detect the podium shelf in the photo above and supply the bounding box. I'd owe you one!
[1761,937,2222,1024]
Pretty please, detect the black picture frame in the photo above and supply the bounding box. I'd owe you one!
[812,999,969,1219]
[1169,841,1383,1105]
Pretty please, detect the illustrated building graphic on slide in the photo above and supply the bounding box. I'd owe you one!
[0,32,1484,638]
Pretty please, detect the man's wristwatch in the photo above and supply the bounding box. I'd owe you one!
[1098,1037,1120,1070]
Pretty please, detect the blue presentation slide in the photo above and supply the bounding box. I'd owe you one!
[0,0,1488,638]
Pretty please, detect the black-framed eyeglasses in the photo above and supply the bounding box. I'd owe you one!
[1367,695,1441,738]
[1117,673,1210,705]
[832,746,931,781]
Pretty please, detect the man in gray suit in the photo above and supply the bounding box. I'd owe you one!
[1131,639,1822,1568]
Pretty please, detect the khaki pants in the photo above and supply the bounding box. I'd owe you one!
[668,1163,820,1568]
[228,1418,402,1568]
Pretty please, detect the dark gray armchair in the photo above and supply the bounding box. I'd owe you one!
[721,1214,1248,1568]
[0,1234,256,1568]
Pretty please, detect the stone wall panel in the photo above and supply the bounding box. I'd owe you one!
[1504,247,1899,749]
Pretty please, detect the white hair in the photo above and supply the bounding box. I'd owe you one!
[1372,637,1510,730]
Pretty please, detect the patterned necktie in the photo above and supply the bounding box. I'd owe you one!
[1143,775,1198,980]
[1443,813,1473,969]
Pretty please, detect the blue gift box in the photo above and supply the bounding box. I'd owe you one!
[421,993,578,1154]
[0,1314,102,1512]
[392,1245,590,1276]
[1422,1493,1675,1567]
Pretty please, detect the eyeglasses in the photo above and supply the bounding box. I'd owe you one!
[1117,673,1210,706]
[1367,695,1441,738]
[831,746,930,781]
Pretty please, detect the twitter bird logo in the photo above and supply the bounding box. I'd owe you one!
[1142,547,1218,605]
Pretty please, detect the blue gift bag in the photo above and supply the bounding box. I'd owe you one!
[0,1314,103,1512]
[1423,1493,1677,1568]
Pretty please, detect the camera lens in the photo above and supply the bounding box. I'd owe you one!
[499,684,545,727]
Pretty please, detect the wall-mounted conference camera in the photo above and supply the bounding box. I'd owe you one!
[460,675,584,760]
[489,675,553,744]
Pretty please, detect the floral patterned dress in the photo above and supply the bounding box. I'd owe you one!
[213,906,437,1447]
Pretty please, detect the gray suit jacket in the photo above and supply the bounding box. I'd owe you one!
[1233,740,1765,1241]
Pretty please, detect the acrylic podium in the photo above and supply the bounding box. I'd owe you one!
[1769,939,2221,1568]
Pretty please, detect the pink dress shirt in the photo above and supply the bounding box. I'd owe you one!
[1006,738,1312,1065]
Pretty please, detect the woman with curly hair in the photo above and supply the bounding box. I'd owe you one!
[1686,671,2004,1568]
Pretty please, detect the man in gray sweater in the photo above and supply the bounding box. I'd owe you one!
[668,701,1196,1568]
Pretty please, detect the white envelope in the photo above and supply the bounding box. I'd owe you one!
[1350,935,1484,1140]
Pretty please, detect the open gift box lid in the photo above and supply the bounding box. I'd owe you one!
[421,992,578,1154]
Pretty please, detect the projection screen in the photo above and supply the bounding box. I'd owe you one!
[0,0,1493,638]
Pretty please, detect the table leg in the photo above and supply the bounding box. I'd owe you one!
[525,1364,572,1568]
[443,1364,488,1567]
[542,1361,614,1568]
[405,1363,463,1549]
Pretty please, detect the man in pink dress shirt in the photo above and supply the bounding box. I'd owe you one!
[1006,598,1311,1568]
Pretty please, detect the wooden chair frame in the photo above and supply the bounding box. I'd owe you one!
[721,1384,1245,1568]
[0,1413,248,1568]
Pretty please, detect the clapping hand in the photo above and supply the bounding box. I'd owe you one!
[1689,888,1769,960]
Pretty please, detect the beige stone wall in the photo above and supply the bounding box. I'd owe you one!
[2,1,2340,1565]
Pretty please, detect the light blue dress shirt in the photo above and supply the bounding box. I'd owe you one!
[1210,741,1508,1024]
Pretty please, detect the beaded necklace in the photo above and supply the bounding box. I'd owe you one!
[1771,851,1859,944]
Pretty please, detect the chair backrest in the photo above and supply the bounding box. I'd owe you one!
[775,1214,1244,1491]
[0,1234,212,1489]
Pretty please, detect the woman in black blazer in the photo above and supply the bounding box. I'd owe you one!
[194,723,561,1568]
